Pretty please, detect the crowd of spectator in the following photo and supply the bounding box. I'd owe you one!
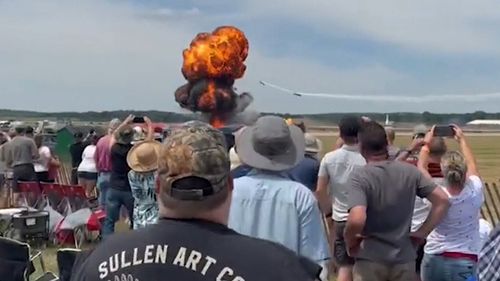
[1,115,499,281]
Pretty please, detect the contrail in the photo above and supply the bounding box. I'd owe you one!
[259,80,500,103]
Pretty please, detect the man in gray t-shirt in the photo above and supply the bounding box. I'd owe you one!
[3,126,39,204]
[344,121,449,281]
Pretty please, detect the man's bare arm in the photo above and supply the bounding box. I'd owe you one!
[109,115,134,149]
[417,147,432,179]
[396,137,426,162]
[315,176,332,214]
[144,117,154,141]
[415,187,449,237]
[31,140,40,160]
[344,206,366,256]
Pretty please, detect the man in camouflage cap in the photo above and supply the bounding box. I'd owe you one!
[72,121,323,281]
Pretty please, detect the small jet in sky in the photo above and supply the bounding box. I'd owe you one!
[258,80,500,103]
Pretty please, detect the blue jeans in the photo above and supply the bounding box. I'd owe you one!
[102,188,134,238]
[96,172,111,208]
[421,253,477,281]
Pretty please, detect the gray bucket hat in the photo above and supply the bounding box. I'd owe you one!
[236,115,305,171]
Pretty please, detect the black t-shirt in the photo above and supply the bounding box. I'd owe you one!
[71,219,321,281]
[69,142,87,168]
[110,143,133,191]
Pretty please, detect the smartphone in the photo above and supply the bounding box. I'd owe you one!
[434,125,455,137]
[132,116,145,123]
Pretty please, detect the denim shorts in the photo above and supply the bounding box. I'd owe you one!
[421,253,477,281]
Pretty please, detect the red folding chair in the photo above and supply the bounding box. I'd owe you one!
[41,183,71,216]
[65,185,87,212]
[56,185,104,247]
[17,182,43,209]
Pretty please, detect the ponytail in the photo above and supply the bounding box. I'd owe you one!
[442,151,467,187]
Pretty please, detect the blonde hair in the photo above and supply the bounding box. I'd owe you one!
[441,151,467,187]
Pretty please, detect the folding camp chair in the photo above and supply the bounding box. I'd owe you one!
[34,273,59,281]
[0,236,57,281]
[41,183,71,216]
[54,185,104,247]
[0,236,33,281]
[17,181,44,209]
[54,215,86,249]
[61,185,88,212]
[57,248,82,281]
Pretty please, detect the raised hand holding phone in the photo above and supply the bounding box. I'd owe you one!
[132,116,145,123]
[433,125,455,137]
[450,124,464,141]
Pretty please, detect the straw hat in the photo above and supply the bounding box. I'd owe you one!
[127,140,162,172]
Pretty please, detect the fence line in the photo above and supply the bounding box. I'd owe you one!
[482,182,500,227]
[56,162,73,185]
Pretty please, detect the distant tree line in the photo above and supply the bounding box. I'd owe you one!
[1,109,499,125]
[0,109,198,123]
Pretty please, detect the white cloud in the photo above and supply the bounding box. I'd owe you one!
[146,7,201,18]
[0,0,416,113]
[241,0,500,55]
[0,0,499,114]
[0,0,196,112]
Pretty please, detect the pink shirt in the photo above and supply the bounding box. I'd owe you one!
[94,135,113,172]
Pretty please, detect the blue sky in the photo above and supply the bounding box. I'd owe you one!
[1,0,500,113]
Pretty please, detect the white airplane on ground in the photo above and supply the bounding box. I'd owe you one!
[385,114,394,126]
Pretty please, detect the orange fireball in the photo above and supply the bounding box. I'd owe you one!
[182,26,249,82]
[176,26,251,129]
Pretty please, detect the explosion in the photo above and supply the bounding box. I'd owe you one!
[174,26,253,128]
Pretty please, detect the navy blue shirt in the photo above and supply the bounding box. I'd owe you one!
[286,155,320,191]
[231,164,253,179]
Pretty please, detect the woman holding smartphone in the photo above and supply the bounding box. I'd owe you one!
[418,125,483,281]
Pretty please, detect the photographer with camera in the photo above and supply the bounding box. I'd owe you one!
[418,125,483,281]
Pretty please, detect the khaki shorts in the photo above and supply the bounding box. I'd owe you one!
[353,260,416,281]
[333,221,355,266]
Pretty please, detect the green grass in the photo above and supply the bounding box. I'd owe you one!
[317,134,500,183]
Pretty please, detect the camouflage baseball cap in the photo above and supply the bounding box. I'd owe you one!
[157,121,230,201]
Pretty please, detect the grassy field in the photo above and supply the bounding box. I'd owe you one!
[32,134,499,278]
[316,134,500,183]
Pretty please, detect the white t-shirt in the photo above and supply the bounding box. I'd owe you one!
[229,147,241,170]
[424,175,484,255]
[77,145,97,173]
[411,177,444,232]
[34,146,51,172]
[318,145,366,221]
